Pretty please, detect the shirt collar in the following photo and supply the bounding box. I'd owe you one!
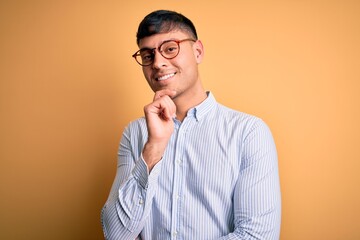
[187,91,217,122]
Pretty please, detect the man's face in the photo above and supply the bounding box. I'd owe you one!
[138,30,204,99]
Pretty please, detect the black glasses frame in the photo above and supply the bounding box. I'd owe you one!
[132,38,196,66]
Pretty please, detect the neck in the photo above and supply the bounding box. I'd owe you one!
[173,89,207,122]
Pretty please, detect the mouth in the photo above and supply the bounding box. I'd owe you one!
[156,72,176,81]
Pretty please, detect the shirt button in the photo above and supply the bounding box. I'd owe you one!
[176,194,180,200]
[173,231,178,237]
[139,199,144,205]
[176,159,181,165]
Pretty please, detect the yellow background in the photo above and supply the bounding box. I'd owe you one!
[1,1,359,239]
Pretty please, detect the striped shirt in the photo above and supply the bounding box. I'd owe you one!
[101,92,281,239]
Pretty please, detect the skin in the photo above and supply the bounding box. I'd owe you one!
[139,30,207,171]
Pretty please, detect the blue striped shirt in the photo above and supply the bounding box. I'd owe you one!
[101,92,281,239]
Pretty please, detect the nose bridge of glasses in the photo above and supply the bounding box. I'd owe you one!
[152,47,170,66]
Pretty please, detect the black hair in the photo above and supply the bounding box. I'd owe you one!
[136,10,198,45]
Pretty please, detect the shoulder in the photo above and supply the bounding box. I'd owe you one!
[216,103,265,126]
[126,117,147,129]
[120,117,149,149]
[122,117,148,138]
[212,103,273,139]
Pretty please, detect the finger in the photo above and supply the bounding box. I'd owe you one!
[161,96,176,119]
[153,89,177,101]
[153,95,176,120]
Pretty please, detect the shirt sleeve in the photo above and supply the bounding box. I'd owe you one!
[219,119,282,240]
[101,125,162,240]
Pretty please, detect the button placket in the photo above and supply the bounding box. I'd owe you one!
[170,116,194,239]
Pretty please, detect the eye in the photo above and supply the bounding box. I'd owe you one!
[140,50,153,61]
[161,42,179,57]
[164,45,178,53]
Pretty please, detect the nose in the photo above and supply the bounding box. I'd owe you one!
[152,50,168,69]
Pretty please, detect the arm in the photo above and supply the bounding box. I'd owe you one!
[101,90,177,240]
[219,119,281,240]
[142,89,177,171]
[101,125,163,239]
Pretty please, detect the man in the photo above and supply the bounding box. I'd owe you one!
[101,10,281,240]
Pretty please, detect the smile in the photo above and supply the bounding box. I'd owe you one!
[157,73,176,81]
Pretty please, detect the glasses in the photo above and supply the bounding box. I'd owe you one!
[132,38,196,66]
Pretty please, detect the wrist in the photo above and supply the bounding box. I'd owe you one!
[142,142,166,171]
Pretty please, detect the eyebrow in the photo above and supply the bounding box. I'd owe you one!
[139,38,179,51]
[139,47,154,52]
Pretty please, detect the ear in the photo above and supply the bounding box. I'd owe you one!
[193,40,204,63]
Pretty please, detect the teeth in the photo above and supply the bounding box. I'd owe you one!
[157,73,175,81]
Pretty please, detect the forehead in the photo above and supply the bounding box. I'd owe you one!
[138,30,191,48]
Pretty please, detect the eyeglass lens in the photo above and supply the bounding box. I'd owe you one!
[138,41,180,66]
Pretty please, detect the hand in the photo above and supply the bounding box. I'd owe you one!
[142,89,177,170]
